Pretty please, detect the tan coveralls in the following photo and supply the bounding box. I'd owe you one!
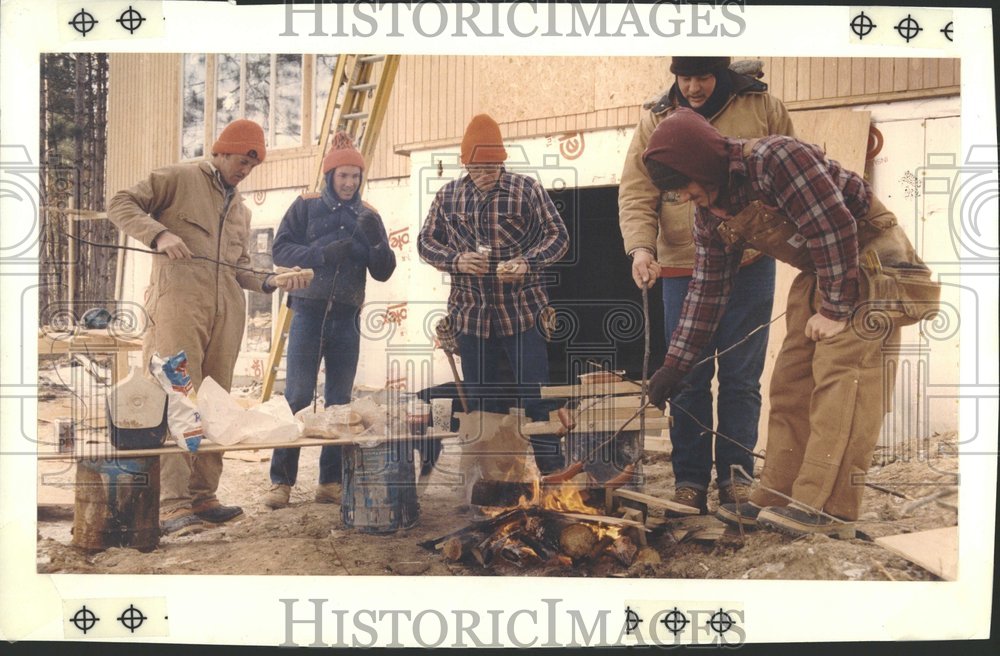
[108,161,269,513]
[722,196,930,520]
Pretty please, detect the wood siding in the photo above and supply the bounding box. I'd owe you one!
[107,55,960,196]
[106,54,181,195]
[758,56,960,110]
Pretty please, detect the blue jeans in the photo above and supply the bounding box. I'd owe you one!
[663,256,775,490]
[270,301,361,486]
[456,324,563,474]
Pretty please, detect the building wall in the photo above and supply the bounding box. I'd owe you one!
[106,54,182,192]
[106,54,959,196]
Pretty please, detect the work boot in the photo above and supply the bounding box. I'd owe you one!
[718,480,753,506]
[667,486,708,516]
[757,504,855,538]
[192,500,244,524]
[716,500,765,529]
[263,484,291,509]
[160,507,203,535]
[315,482,342,505]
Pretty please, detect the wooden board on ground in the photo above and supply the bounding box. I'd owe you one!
[611,488,702,516]
[560,512,649,531]
[875,526,958,581]
[669,515,728,543]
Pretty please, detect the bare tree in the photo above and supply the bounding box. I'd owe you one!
[39,53,114,327]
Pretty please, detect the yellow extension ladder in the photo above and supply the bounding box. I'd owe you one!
[259,54,400,402]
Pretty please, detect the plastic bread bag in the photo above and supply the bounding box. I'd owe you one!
[197,377,243,445]
[350,396,387,434]
[197,376,300,445]
[149,352,203,452]
[295,403,367,439]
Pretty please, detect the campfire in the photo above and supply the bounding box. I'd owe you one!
[420,478,650,571]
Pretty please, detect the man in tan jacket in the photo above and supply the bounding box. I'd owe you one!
[618,57,794,514]
[109,119,308,534]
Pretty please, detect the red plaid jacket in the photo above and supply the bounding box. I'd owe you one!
[418,169,569,338]
[664,135,871,372]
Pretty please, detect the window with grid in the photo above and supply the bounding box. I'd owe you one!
[181,54,341,160]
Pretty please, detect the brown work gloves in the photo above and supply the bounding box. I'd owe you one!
[648,365,685,410]
[356,209,384,245]
[322,238,353,265]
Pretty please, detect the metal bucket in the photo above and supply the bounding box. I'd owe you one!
[341,440,419,534]
[567,429,644,489]
[72,457,160,552]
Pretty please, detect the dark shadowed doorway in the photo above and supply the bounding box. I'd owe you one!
[545,185,666,386]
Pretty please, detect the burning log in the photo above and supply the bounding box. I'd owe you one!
[442,535,478,562]
[500,540,540,569]
[418,507,526,551]
[513,531,555,561]
[547,554,574,569]
[586,535,615,561]
[559,523,598,559]
[610,535,638,567]
[472,532,503,567]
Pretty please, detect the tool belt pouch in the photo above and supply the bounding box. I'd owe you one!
[857,195,941,325]
[717,200,815,271]
[859,228,941,326]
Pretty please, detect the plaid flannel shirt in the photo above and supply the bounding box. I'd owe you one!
[418,169,569,338]
[664,135,871,372]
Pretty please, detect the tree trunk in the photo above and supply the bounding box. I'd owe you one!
[39,53,113,325]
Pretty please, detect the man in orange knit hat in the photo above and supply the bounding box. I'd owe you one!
[109,118,310,534]
[262,131,396,509]
[418,114,569,474]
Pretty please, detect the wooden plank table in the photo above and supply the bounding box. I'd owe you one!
[37,431,459,461]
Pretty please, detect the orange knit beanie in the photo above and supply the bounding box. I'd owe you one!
[323,131,365,174]
[212,119,266,162]
[460,114,507,165]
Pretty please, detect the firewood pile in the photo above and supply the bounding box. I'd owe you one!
[419,483,658,571]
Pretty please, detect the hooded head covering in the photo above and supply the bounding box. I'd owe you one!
[323,131,365,174]
[212,119,266,162]
[642,108,730,191]
[460,114,508,165]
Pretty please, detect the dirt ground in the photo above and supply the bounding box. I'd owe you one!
[36,389,959,581]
